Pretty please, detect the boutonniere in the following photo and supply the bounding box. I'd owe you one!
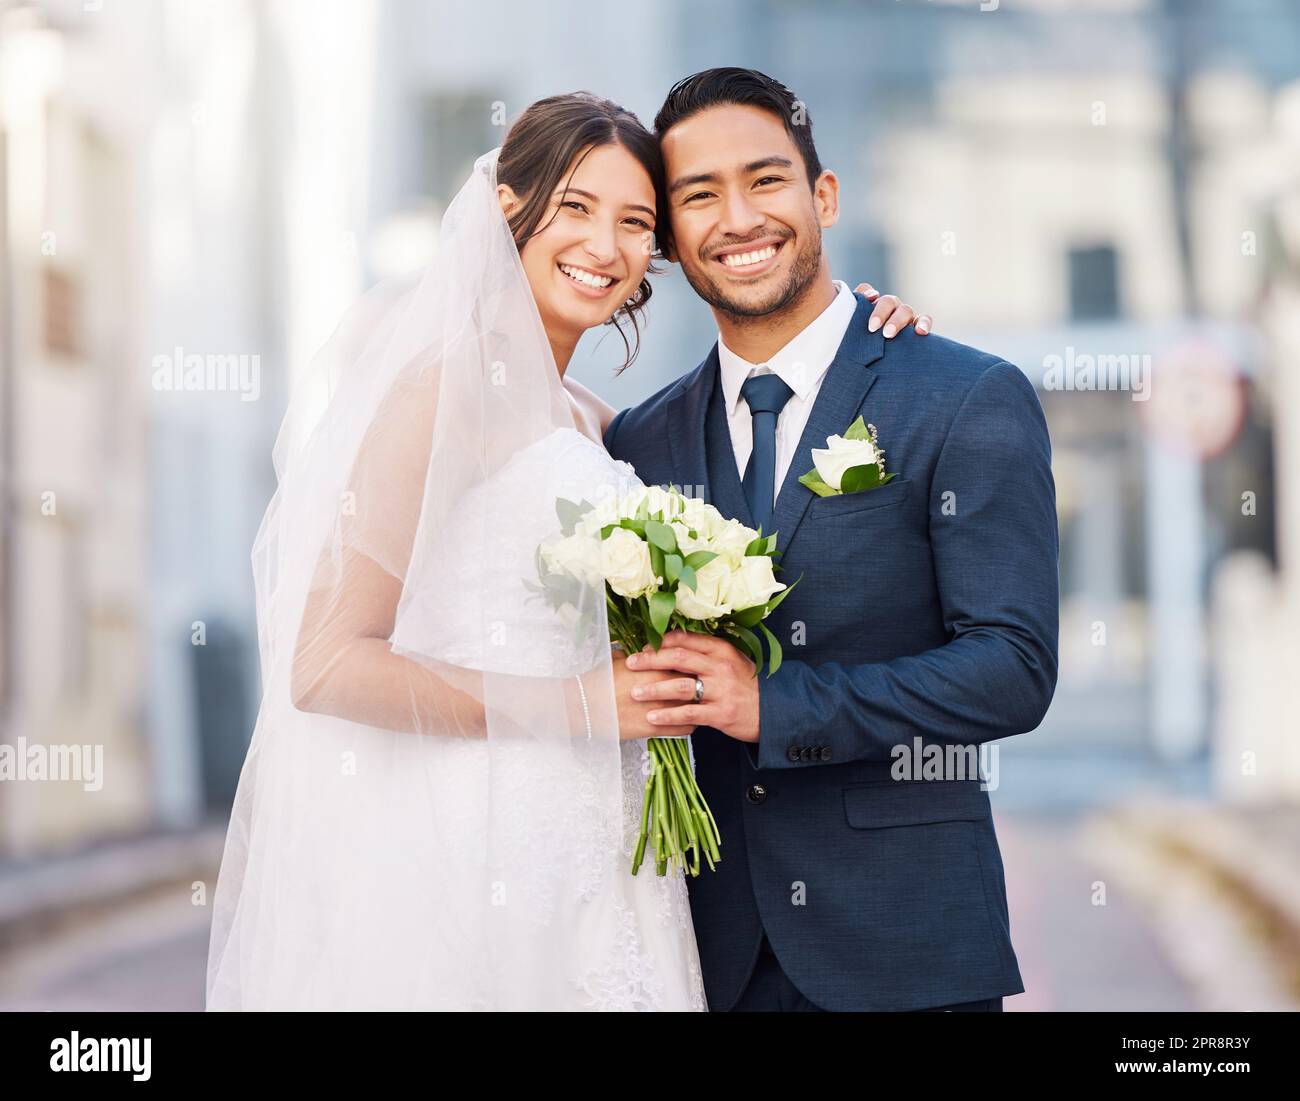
[797,416,897,497]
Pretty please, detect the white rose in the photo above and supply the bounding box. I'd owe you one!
[602,526,658,599]
[574,494,622,539]
[541,532,603,587]
[724,555,786,612]
[709,517,761,566]
[811,434,880,491]
[677,497,725,541]
[674,556,733,621]
[668,518,712,557]
[636,484,686,521]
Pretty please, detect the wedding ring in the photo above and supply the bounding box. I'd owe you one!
[693,676,705,703]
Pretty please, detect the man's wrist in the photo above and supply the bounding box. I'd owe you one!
[742,660,821,770]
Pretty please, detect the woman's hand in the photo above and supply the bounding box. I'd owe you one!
[611,647,695,741]
[856,283,932,338]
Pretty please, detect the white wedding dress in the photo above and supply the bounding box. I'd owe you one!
[398,426,707,1010]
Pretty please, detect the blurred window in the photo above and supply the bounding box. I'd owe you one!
[1068,244,1120,322]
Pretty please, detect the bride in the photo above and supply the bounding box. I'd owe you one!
[205,91,923,1011]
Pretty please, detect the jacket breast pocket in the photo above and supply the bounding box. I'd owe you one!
[842,779,990,829]
[809,477,910,518]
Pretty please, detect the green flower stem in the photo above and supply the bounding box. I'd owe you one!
[665,737,720,858]
[632,735,720,877]
[631,773,653,875]
[606,599,722,878]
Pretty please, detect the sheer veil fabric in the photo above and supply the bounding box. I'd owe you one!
[206,148,705,1010]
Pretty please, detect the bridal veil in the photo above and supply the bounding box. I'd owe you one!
[206,148,645,1009]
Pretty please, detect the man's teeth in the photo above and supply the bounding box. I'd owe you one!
[720,245,778,269]
[559,263,613,288]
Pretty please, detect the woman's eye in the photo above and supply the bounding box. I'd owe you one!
[623,217,652,231]
[562,200,588,213]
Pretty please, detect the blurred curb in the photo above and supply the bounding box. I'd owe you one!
[1124,801,1300,949]
[0,825,226,956]
[1087,799,1300,1007]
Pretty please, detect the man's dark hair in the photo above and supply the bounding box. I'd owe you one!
[653,67,822,188]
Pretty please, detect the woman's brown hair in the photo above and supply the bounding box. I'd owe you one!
[498,92,665,372]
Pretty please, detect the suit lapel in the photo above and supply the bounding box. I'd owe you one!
[767,297,885,551]
[666,346,730,512]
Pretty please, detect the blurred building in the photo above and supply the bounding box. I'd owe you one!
[1,2,158,855]
[0,0,377,855]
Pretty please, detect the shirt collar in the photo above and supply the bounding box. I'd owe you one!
[718,279,859,416]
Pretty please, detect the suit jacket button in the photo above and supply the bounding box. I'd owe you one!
[786,746,802,763]
[820,746,833,762]
[746,784,767,804]
[800,746,814,762]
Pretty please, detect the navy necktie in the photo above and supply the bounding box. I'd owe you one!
[740,372,795,535]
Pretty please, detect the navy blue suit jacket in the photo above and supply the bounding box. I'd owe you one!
[603,293,1059,1011]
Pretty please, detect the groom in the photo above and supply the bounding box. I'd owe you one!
[604,69,1059,1012]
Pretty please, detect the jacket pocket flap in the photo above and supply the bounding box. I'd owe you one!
[811,477,910,515]
[842,779,989,829]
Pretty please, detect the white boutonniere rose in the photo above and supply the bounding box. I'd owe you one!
[798,416,897,497]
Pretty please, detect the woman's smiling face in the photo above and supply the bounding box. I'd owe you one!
[503,142,658,351]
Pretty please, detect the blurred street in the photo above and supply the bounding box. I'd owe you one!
[4,800,1296,1012]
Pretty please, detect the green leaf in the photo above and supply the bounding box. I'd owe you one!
[556,497,584,535]
[843,415,871,442]
[842,466,898,494]
[644,519,678,554]
[840,463,884,494]
[798,468,839,497]
[648,542,665,585]
[744,535,768,557]
[757,620,783,676]
[663,553,683,586]
[730,604,767,629]
[678,565,698,592]
[727,623,763,668]
[683,550,717,571]
[649,590,676,636]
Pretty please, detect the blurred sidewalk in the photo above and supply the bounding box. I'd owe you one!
[0,806,1296,1010]
[0,827,224,1010]
[1003,800,1300,1011]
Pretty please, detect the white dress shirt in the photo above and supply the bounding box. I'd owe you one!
[717,279,859,506]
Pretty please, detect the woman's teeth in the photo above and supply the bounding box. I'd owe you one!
[720,245,778,269]
[559,263,614,289]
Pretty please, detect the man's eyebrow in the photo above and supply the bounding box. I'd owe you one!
[553,186,655,219]
[668,172,719,196]
[744,156,794,174]
[668,156,795,196]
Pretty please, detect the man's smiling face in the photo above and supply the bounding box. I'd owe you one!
[661,103,839,319]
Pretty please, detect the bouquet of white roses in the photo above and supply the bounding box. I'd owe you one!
[530,484,799,877]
